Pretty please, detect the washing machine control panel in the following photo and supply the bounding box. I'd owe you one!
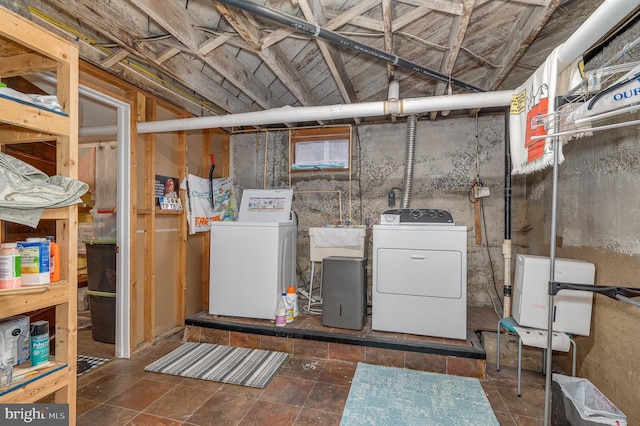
[380,208,454,225]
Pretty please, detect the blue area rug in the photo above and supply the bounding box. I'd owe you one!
[341,363,499,426]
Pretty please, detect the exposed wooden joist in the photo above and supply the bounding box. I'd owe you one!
[198,34,233,56]
[100,48,130,68]
[155,46,182,63]
[261,28,295,49]
[324,0,381,30]
[299,0,359,108]
[396,0,464,16]
[214,2,320,109]
[382,0,394,81]
[485,0,562,90]
[328,13,385,32]
[261,0,380,49]
[430,0,476,119]
[131,0,283,110]
[511,0,550,5]
[33,1,250,115]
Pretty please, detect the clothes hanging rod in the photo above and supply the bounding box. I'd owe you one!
[530,116,640,141]
[550,281,640,308]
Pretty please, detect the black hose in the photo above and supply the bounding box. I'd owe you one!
[587,71,640,110]
[504,107,511,240]
[215,0,485,94]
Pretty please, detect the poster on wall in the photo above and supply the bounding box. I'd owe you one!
[155,175,182,210]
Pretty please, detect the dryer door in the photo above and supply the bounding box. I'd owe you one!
[376,248,463,299]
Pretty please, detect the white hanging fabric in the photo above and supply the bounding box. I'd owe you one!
[180,174,236,235]
[509,47,563,175]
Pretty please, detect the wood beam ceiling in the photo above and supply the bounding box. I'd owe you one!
[485,0,561,90]
[430,0,476,119]
[36,0,250,115]
[130,0,282,110]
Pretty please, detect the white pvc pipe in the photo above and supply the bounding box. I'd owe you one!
[401,91,513,115]
[388,80,400,101]
[78,0,634,138]
[80,90,514,136]
[557,0,639,71]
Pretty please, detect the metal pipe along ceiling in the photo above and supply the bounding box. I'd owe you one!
[214,0,484,94]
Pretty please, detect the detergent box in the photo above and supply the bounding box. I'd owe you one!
[17,238,50,285]
[0,315,30,366]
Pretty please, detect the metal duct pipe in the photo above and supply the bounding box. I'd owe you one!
[80,90,514,136]
[215,0,484,94]
[401,115,417,209]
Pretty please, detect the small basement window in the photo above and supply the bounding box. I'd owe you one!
[290,126,351,172]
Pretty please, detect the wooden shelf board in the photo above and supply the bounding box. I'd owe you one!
[0,363,68,404]
[0,97,69,136]
[40,207,72,220]
[1,281,69,318]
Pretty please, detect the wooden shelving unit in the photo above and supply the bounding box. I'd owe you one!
[0,6,79,423]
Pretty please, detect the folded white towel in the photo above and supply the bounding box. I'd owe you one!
[0,152,88,227]
[312,227,362,248]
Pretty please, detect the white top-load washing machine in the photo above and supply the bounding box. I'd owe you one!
[373,208,467,339]
[209,189,297,320]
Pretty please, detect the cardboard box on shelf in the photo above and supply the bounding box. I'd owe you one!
[0,316,30,366]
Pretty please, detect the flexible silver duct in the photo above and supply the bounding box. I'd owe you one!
[401,115,417,209]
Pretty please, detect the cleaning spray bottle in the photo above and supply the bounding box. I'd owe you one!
[286,286,299,317]
[283,292,294,323]
[275,294,286,327]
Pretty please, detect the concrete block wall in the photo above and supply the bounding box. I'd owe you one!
[508,20,640,423]
[512,123,640,423]
[230,115,509,310]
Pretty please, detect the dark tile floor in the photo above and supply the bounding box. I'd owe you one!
[75,334,548,426]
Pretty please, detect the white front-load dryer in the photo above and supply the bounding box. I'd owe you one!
[372,219,467,339]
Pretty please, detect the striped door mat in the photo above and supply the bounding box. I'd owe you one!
[144,342,289,388]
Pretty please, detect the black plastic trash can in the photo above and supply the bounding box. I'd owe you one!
[84,240,116,344]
